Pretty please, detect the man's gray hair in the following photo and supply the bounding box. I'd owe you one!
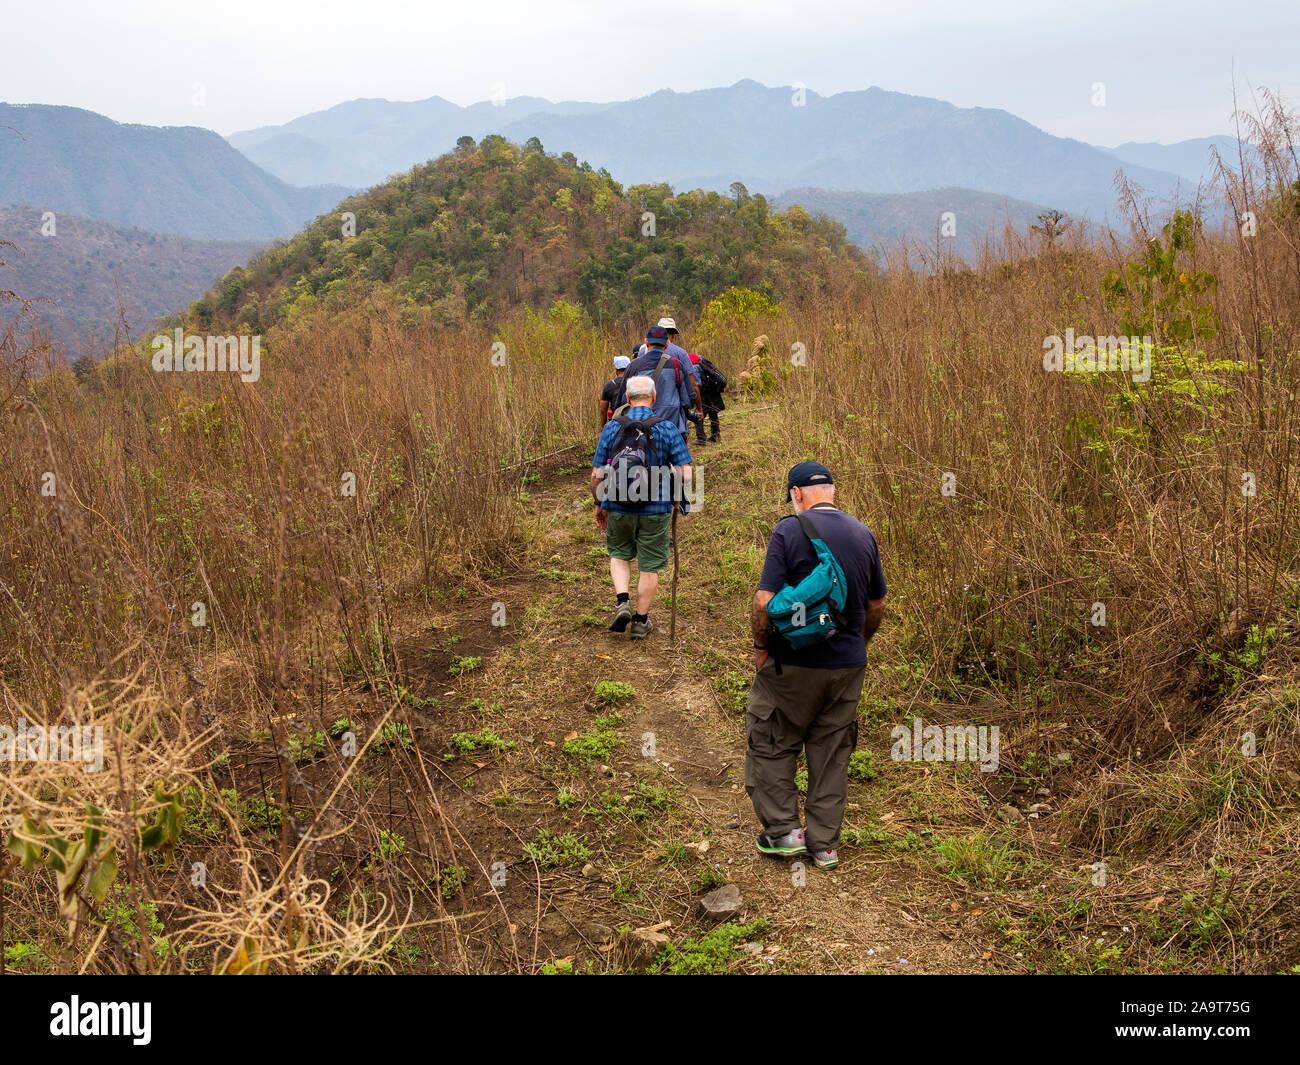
[625,374,656,400]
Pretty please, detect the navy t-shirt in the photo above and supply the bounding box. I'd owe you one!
[600,377,621,415]
[758,503,887,669]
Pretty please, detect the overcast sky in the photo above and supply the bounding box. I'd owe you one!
[3,0,1295,144]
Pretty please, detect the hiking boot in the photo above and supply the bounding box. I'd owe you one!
[608,600,633,633]
[709,434,721,444]
[629,616,655,640]
[811,848,839,869]
[756,829,808,859]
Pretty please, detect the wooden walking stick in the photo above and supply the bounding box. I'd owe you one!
[669,504,680,642]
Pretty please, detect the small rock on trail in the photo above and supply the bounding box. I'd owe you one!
[696,883,745,922]
[621,929,669,970]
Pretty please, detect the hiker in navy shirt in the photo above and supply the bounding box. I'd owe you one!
[620,325,700,432]
[745,461,887,872]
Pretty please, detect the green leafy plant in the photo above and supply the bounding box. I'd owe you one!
[523,830,591,869]
[449,655,483,676]
[650,918,772,975]
[563,714,623,761]
[438,864,468,900]
[449,729,514,756]
[847,750,878,783]
[594,681,636,706]
[1102,210,1219,345]
[287,729,326,763]
[371,721,413,753]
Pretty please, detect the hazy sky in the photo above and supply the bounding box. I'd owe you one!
[3,0,1295,144]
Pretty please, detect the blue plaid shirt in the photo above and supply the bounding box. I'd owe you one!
[593,406,693,514]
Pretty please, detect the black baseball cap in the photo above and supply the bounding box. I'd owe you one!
[786,460,834,500]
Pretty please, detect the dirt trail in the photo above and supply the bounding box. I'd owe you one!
[444,402,1006,974]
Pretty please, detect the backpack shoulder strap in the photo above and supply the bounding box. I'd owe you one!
[614,413,656,436]
[652,350,672,385]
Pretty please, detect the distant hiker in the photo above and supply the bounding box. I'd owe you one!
[591,374,693,640]
[688,352,727,444]
[618,326,701,434]
[659,316,707,439]
[746,462,887,870]
[600,354,631,423]
[658,316,698,378]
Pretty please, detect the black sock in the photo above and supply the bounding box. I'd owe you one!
[616,592,630,605]
[632,612,648,623]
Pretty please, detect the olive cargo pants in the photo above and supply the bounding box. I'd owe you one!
[744,662,865,851]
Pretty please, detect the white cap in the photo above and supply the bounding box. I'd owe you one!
[613,355,630,370]
[657,316,678,333]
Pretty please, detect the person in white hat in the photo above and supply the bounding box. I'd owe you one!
[651,316,705,438]
[600,353,632,424]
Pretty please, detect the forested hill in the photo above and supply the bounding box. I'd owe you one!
[187,135,866,334]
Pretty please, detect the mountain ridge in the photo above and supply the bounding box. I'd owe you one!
[0,103,350,241]
[225,81,1190,219]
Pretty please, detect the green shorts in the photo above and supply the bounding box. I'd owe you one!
[605,511,672,572]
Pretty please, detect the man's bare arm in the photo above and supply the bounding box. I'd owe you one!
[751,590,775,646]
[863,596,886,648]
[678,462,692,494]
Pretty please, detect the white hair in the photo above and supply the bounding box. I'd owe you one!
[624,374,656,401]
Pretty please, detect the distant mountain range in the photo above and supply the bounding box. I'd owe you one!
[1098,136,1240,185]
[0,104,350,241]
[229,96,610,189]
[0,208,264,352]
[775,187,1053,259]
[0,87,1235,353]
[229,80,1196,220]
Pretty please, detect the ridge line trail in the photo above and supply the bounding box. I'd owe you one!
[448,399,1004,974]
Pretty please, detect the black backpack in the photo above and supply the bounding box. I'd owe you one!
[699,357,727,393]
[603,415,666,508]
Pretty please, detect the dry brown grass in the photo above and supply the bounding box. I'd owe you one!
[2,100,1298,974]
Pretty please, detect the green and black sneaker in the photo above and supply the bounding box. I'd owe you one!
[756,829,808,859]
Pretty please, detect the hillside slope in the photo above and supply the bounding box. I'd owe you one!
[0,208,264,354]
[0,103,350,240]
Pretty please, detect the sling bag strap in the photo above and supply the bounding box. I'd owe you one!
[771,508,849,676]
[795,509,849,631]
